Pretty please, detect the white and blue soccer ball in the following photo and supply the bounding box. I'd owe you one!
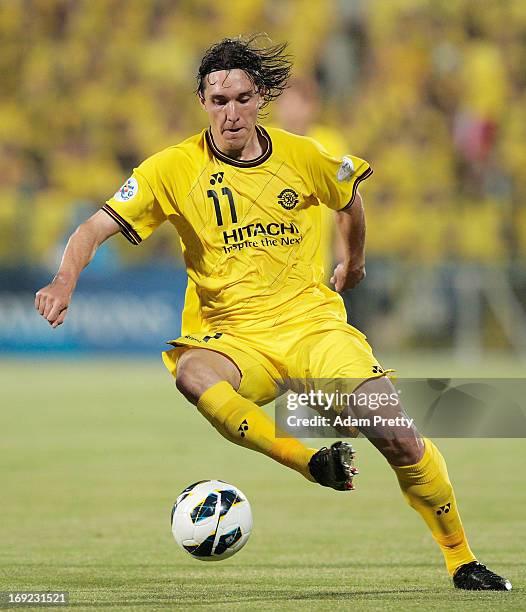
[171,480,252,561]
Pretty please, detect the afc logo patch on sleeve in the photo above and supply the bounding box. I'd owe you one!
[337,156,355,182]
[114,177,138,202]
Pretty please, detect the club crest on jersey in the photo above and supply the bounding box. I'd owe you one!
[337,156,355,182]
[114,177,138,202]
[277,188,299,210]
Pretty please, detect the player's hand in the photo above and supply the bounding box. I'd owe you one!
[330,260,366,292]
[34,277,73,328]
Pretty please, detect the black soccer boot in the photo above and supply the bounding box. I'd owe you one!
[308,441,358,491]
[453,561,512,591]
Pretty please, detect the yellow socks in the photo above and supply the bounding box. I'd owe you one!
[197,385,475,573]
[197,381,316,481]
[390,438,476,575]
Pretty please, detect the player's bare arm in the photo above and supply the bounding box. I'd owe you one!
[330,190,366,292]
[35,210,121,328]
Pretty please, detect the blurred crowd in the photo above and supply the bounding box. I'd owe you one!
[1,0,525,268]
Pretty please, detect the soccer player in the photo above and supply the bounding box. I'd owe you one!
[35,36,510,590]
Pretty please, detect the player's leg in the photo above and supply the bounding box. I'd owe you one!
[344,376,477,574]
[345,375,511,590]
[299,323,511,589]
[164,345,317,481]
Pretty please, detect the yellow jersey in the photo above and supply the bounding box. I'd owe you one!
[103,126,372,335]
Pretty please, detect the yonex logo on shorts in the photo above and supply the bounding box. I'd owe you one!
[203,332,223,343]
[183,333,223,343]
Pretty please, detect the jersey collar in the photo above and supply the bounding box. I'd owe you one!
[205,125,272,168]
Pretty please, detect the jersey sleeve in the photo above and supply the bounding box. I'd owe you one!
[308,140,373,211]
[102,168,167,244]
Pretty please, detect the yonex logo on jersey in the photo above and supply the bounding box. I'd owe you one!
[114,177,138,202]
[210,172,224,185]
[277,188,299,210]
[337,156,355,182]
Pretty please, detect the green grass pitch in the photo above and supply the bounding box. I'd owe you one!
[1,355,524,610]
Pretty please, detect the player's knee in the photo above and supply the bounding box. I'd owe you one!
[175,350,239,405]
[377,435,424,466]
[176,357,210,404]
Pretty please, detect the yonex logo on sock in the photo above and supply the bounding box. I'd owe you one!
[238,420,249,437]
[436,502,451,515]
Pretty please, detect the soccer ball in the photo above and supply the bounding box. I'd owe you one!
[171,480,252,561]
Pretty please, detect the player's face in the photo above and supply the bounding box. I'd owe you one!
[200,69,262,154]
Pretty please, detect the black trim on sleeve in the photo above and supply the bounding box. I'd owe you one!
[102,204,142,245]
[340,167,373,211]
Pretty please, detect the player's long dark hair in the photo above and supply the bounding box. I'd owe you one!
[196,34,292,110]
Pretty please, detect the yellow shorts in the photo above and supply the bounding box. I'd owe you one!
[162,315,392,406]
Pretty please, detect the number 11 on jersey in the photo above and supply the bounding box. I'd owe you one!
[207,187,238,226]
